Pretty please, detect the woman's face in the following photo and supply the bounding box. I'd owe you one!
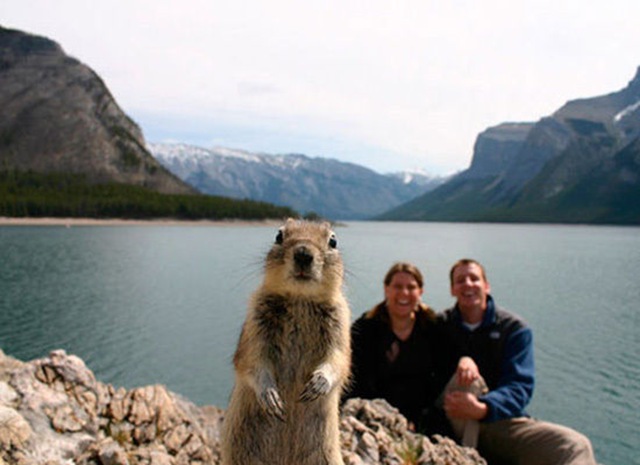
[384,271,423,320]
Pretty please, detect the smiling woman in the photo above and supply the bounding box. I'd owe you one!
[384,264,426,338]
[343,262,441,434]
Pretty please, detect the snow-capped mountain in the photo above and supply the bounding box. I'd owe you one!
[380,66,640,224]
[148,143,446,220]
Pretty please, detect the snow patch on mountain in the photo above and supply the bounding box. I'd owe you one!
[148,143,263,163]
[613,99,640,123]
[388,169,447,187]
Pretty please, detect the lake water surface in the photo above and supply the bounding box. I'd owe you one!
[1,221,638,464]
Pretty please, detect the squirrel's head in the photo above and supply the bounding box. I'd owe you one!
[263,218,343,298]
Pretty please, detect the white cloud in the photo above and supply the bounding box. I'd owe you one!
[2,0,639,174]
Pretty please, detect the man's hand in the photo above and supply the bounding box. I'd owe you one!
[456,356,480,387]
[444,391,488,420]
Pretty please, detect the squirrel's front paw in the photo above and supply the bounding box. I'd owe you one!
[299,371,330,402]
[259,387,286,421]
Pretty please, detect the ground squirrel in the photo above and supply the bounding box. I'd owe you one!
[221,218,351,465]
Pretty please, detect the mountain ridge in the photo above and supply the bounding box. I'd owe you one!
[0,25,195,195]
[0,26,299,220]
[378,66,640,224]
[149,142,448,220]
[3,24,637,224]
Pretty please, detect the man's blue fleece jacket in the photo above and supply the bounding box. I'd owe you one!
[439,296,535,422]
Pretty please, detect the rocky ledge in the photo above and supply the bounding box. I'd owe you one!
[0,349,485,465]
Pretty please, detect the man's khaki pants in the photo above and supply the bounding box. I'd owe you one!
[441,376,597,465]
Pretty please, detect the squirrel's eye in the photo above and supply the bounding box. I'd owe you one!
[328,234,337,249]
[275,229,284,244]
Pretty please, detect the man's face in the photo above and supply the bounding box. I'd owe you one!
[450,263,491,314]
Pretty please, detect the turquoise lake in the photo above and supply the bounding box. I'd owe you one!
[1,221,638,464]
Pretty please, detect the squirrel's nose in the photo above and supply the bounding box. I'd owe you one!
[294,247,313,267]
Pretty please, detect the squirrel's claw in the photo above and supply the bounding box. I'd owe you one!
[299,371,330,402]
[260,387,286,421]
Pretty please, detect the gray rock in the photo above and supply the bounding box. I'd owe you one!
[0,405,32,450]
[341,398,486,465]
[0,349,484,465]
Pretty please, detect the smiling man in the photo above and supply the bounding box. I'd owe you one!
[436,258,597,465]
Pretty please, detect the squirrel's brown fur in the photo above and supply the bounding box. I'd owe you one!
[221,218,351,465]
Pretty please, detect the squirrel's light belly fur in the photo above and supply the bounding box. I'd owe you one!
[221,218,351,465]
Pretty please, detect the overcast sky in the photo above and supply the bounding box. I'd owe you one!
[2,0,639,175]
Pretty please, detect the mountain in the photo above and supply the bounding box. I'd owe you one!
[0,26,192,195]
[379,67,640,224]
[461,122,536,180]
[149,143,447,220]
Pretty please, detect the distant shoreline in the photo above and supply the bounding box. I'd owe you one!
[0,217,283,227]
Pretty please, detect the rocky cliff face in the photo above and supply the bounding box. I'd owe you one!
[462,122,534,179]
[380,66,640,224]
[513,68,640,205]
[499,67,640,198]
[0,26,193,195]
[0,349,485,465]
